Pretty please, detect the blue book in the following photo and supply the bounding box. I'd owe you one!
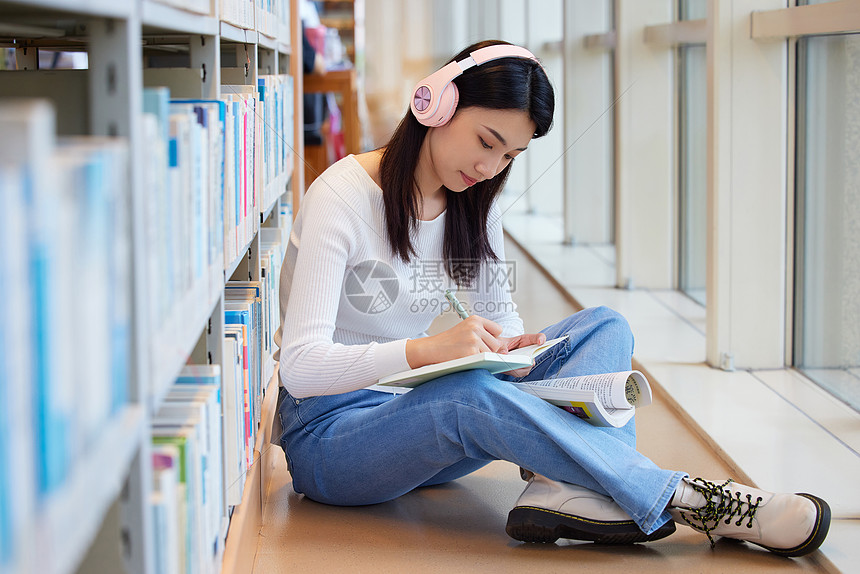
[29,168,72,495]
[227,294,261,396]
[0,175,11,568]
[144,87,171,145]
[225,306,255,434]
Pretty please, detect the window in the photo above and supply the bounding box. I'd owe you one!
[677,0,707,305]
[795,31,860,411]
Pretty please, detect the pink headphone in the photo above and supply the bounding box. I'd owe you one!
[410,44,539,128]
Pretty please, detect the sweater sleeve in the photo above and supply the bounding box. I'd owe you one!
[460,202,525,338]
[277,177,411,398]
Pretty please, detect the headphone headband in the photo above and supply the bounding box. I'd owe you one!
[410,44,539,127]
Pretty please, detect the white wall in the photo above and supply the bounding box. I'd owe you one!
[614,0,675,289]
[707,0,788,369]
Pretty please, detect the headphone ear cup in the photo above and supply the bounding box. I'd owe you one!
[430,82,459,127]
[411,83,434,125]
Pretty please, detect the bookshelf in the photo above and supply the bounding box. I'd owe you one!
[317,0,362,66]
[0,0,304,573]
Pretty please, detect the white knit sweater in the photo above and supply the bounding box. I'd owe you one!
[274,155,524,398]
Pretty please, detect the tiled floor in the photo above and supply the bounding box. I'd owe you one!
[253,237,837,573]
[500,208,860,573]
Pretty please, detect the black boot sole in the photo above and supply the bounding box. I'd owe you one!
[757,493,832,558]
[506,505,676,545]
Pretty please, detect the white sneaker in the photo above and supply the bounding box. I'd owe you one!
[506,472,676,544]
[670,477,831,557]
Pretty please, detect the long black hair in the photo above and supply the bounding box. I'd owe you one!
[379,40,555,287]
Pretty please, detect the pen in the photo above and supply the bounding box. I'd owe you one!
[445,289,470,320]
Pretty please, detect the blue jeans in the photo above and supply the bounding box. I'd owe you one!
[277,306,686,534]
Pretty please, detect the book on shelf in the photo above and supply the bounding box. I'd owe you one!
[257,74,294,208]
[227,282,268,368]
[56,136,132,445]
[220,0,255,30]
[225,324,252,470]
[226,299,260,432]
[152,366,225,574]
[151,445,181,574]
[170,99,227,293]
[142,87,172,329]
[376,335,569,389]
[222,333,247,506]
[0,101,132,506]
[228,275,281,375]
[510,370,653,428]
[171,367,226,563]
[152,427,199,574]
[258,230,285,370]
[142,94,227,355]
[0,152,35,573]
[8,100,74,495]
[168,100,222,293]
[143,89,230,320]
[221,85,259,260]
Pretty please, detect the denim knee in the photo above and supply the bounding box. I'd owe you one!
[581,306,634,355]
[443,373,538,424]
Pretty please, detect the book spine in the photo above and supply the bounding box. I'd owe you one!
[29,122,74,495]
[222,337,244,506]
[154,367,225,574]
[0,163,35,573]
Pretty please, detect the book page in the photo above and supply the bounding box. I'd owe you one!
[521,371,645,410]
[506,335,569,359]
[377,352,533,388]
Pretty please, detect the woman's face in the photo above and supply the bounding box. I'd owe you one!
[424,106,536,192]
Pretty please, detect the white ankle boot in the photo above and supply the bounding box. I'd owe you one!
[670,477,831,557]
[506,472,676,544]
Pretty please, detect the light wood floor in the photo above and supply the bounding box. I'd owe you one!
[252,238,832,574]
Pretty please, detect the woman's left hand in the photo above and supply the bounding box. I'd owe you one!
[497,332,546,377]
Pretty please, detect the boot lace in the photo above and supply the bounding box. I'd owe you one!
[678,478,763,547]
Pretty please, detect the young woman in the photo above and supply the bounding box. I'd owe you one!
[273,40,830,557]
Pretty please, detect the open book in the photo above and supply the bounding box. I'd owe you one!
[510,370,652,428]
[376,336,570,389]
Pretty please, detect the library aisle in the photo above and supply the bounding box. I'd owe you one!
[252,237,833,574]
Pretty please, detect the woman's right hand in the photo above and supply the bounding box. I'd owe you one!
[405,315,504,369]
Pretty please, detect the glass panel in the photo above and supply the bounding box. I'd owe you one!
[677,0,707,305]
[679,0,707,20]
[795,34,860,411]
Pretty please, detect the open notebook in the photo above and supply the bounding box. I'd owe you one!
[376,335,569,389]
